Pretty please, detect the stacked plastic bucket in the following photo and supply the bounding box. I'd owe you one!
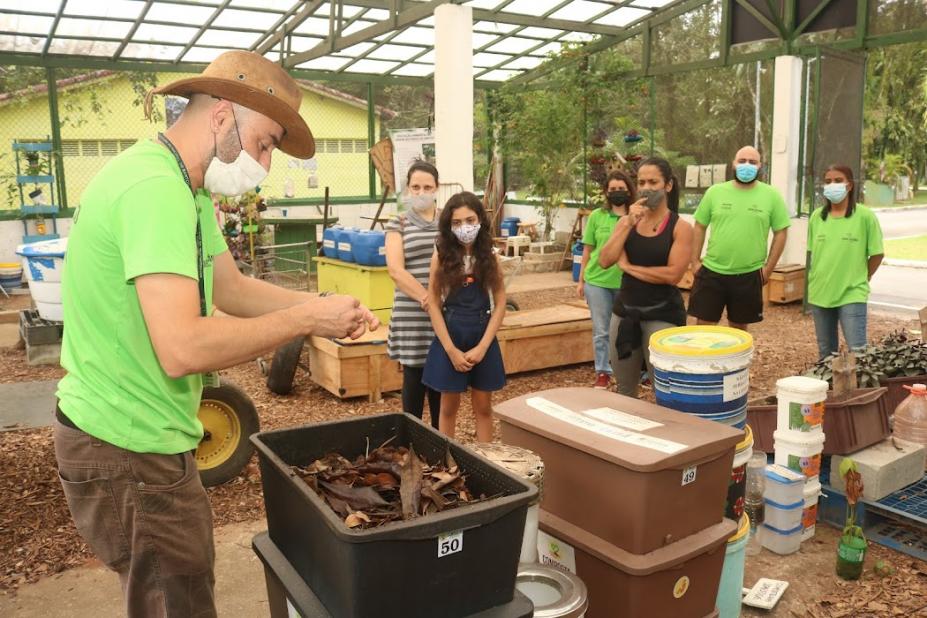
[761,464,806,554]
[773,376,828,543]
[650,326,753,429]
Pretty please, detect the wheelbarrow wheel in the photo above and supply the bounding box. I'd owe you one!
[196,380,260,487]
[266,336,305,395]
[505,299,520,312]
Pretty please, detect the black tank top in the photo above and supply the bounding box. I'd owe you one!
[619,211,685,310]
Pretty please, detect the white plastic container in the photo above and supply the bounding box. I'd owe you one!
[773,429,826,481]
[763,464,805,506]
[763,497,803,531]
[760,523,803,555]
[16,238,67,322]
[801,479,823,542]
[776,376,829,432]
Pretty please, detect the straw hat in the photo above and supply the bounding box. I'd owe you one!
[145,50,315,158]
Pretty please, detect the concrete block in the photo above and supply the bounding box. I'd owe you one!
[830,438,926,501]
[25,342,61,366]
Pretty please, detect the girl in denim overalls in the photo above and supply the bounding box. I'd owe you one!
[423,192,506,442]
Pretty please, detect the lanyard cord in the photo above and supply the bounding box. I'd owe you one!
[157,133,208,318]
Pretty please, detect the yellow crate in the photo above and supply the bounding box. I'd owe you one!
[315,257,395,312]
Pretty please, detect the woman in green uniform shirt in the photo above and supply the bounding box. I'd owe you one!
[576,170,635,390]
[807,164,884,360]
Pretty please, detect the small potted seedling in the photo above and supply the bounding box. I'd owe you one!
[835,458,867,580]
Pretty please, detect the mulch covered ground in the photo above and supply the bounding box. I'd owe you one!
[1,286,924,615]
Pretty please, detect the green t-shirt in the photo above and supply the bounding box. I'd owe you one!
[807,205,883,308]
[57,139,228,454]
[694,181,791,275]
[581,208,623,289]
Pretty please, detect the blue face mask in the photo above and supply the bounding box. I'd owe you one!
[735,163,759,183]
[823,183,849,204]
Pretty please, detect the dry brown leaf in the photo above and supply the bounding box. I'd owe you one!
[344,512,371,528]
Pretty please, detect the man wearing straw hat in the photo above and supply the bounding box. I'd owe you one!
[53,51,378,616]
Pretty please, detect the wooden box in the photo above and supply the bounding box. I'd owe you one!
[767,263,805,304]
[307,326,402,402]
[497,304,593,373]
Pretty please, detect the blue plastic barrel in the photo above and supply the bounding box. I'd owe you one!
[353,231,387,267]
[571,241,584,282]
[649,326,754,426]
[501,217,520,238]
[322,226,339,257]
[336,228,357,262]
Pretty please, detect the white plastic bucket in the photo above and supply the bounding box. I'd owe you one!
[0,262,22,288]
[773,429,826,480]
[801,479,822,542]
[763,497,803,531]
[776,376,829,432]
[16,238,67,322]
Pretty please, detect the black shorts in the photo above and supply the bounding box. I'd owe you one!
[687,266,764,324]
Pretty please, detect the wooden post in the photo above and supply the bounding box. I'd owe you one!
[919,305,927,340]
[369,186,389,231]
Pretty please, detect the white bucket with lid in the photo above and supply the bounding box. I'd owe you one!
[774,429,826,481]
[801,479,823,541]
[763,464,805,506]
[760,523,803,555]
[776,376,829,433]
[16,238,67,322]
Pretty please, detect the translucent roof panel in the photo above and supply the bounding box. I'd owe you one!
[0,0,718,85]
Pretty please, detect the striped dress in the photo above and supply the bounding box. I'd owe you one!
[386,210,439,368]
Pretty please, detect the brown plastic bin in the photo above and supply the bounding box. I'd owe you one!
[539,509,734,618]
[746,387,889,456]
[881,374,927,416]
[496,388,741,554]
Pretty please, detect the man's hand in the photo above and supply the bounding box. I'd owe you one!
[761,264,773,286]
[448,347,474,373]
[305,295,379,340]
[576,281,585,299]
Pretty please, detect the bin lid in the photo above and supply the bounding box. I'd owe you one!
[495,388,743,472]
[16,237,67,258]
[649,325,753,357]
[775,375,829,395]
[764,464,804,485]
[538,509,737,577]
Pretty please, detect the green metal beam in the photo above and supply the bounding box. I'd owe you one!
[41,0,67,56]
[854,0,868,48]
[720,0,731,65]
[175,0,233,64]
[113,0,155,61]
[733,0,786,40]
[252,0,324,54]
[45,67,67,210]
[468,8,626,37]
[794,0,833,38]
[285,0,449,68]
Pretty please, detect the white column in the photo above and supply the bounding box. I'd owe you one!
[434,4,474,194]
[769,55,805,264]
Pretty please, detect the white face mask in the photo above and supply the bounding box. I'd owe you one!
[203,118,268,196]
[402,192,436,213]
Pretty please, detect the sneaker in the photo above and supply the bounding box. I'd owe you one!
[593,373,611,390]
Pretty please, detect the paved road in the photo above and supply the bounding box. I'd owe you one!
[874,207,927,240]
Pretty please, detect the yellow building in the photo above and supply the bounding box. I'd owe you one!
[0,71,389,212]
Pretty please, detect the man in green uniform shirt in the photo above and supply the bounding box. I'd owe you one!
[689,146,790,330]
[54,51,378,617]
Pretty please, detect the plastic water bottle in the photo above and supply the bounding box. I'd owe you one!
[744,451,766,556]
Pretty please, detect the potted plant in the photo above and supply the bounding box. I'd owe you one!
[835,458,867,580]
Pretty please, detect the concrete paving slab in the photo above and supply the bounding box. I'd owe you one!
[0,380,57,431]
[0,520,269,618]
[0,322,19,347]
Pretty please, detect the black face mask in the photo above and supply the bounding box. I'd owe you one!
[606,190,631,207]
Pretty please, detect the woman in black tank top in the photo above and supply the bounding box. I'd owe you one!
[598,158,693,398]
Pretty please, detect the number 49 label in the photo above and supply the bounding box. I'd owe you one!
[438,530,463,558]
[682,465,697,486]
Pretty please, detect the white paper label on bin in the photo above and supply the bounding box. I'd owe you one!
[537,530,577,574]
[437,530,463,558]
[526,397,687,454]
[582,407,664,431]
[681,465,697,486]
[723,369,749,402]
[323,239,335,249]
[338,242,351,252]
[378,246,386,256]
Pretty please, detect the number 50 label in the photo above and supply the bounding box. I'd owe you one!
[438,530,464,558]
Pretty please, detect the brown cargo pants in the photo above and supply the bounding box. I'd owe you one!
[53,416,217,618]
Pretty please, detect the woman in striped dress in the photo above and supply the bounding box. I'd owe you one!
[386,161,441,428]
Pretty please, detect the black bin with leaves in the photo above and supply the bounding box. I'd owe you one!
[251,413,537,618]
